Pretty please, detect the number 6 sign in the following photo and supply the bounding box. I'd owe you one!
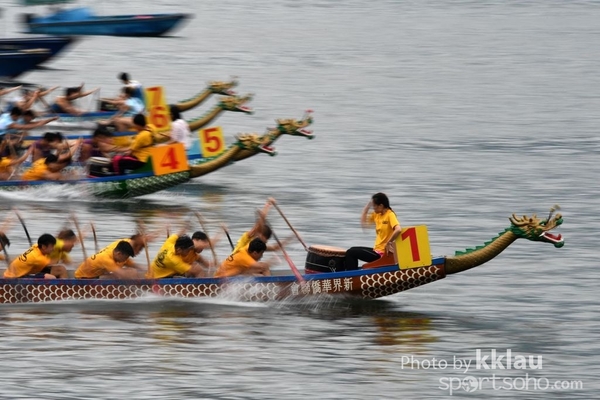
[145,86,171,134]
[395,225,432,270]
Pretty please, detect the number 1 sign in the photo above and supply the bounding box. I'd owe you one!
[395,225,432,269]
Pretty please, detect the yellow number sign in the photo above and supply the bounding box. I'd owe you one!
[149,143,188,176]
[395,225,432,270]
[199,126,226,158]
[145,86,171,134]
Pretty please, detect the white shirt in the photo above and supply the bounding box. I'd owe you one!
[170,119,192,150]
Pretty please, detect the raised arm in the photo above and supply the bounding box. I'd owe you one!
[360,199,373,228]
[0,85,21,97]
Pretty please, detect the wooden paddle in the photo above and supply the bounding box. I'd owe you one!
[193,211,218,269]
[71,213,88,263]
[271,200,308,251]
[90,222,98,253]
[221,223,234,250]
[265,220,304,282]
[136,219,152,275]
[13,208,32,247]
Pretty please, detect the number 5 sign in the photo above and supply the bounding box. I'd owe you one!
[145,86,171,134]
[395,225,432,270]
[199,126,226,158]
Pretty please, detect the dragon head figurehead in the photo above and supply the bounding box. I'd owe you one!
[509,206,564,248]
[218,94,254,114]
[208,78,238,96]
[274,110,314,139]
[236,133,277,156]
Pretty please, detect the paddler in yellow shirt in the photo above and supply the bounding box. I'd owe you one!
[21,152,71,181]
[75,240,138,279]
[233,197,290,253]
[214,238,273,278]
[3,234,68,279]
[48,229,78,264]
[146,235,205,279]
[111,113,156,175]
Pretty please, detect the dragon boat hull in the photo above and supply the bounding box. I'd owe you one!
[0,170,191,199]
[0,262,446,304]
[0,208,565,305]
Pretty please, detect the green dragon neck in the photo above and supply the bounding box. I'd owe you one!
[188,106,223,131]
[176,89,211,112]
[445,229,518,275]
[189,144,241,178]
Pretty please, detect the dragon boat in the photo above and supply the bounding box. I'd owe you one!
[34,83,245,133]
[0,113,315,198]
[0,208,564,304]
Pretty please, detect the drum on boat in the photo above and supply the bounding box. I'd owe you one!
[305,245,347,274]
[87,157,113,177]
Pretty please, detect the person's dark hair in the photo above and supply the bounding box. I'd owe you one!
[66,87,80,97]
[115,240,134,258]
[123,86,135,97]
[0,232,10,248]
[53,132,64,142]
[44,154,59,164]
[191,231,208,241]
[248,238,267,253]
[57,229,76,240]
[23,109,36,118]
[119,72,130,82]
[260,225,272,240]
[93,125,113,138]
[169,104,182,121]
[42,131,56,142]
[38,233,56,247]
[10,107,22,117]
[372,192,391,210]
[175,235,194,251]
[133,113,146,127]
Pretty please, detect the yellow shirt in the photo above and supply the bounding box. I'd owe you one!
[214,248,256,278]
[21,158,48,181]
[101,238,136,267]
[232,231,252,253]
[48,239,72,264]
[370,209,400,253]
[146,234,192,279]
[129,124,156,162]
[0,158,12,173]
[75,248,127,278]
[3,244,51,278]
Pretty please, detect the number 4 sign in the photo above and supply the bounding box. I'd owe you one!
[149,143,188,176]
[395,225,432,270]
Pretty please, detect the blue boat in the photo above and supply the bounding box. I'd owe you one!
[0,49,51,78]
[0,36,76,63]
[22,7,191,37]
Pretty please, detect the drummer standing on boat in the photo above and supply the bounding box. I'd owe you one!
[3,234,68,279]
[344,192,402,270]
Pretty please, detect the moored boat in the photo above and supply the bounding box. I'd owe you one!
[0,208,564,304]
